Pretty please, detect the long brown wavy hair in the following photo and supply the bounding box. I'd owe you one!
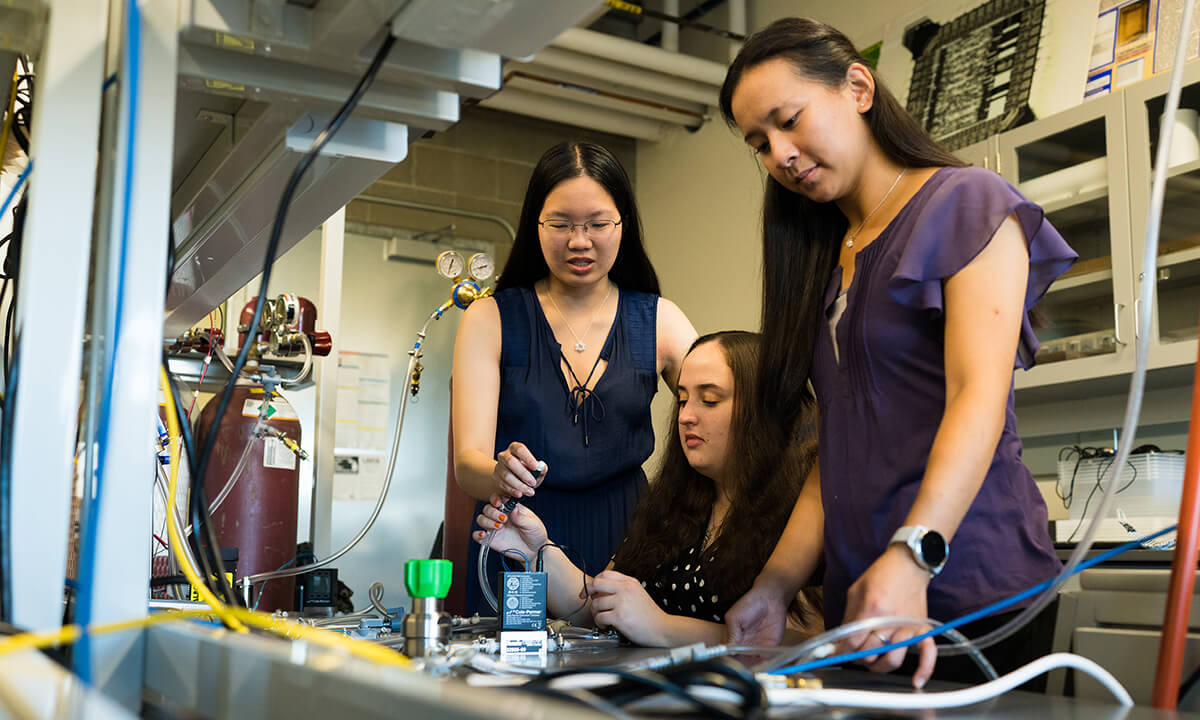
[611,331,817,619]
[718,18,965,436]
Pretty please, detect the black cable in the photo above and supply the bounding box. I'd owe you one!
[165,222,176,297]
[533,666,747,720]
[9,125,28,156]
[162,354,221,604]
[1067,454,1137,543]
[189,29,397,606]
[1179,661,1200,703]
[0,337,18,623]
[516,684,636,719]
[591,659,764,716]
[3,193,26,385]
[537,541,591,618]
[149,574,188,588]
[0,278,7,398]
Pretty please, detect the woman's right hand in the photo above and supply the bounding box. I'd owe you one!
[724,577,791,646]
[493,442,548,498]
[472,495,549,559]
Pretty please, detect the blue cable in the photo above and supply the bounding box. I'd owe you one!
[253,557,298,611]
[769,524,1179,675]
[75,0,140,684]
[500,548,531,569]
[0,160,31,220]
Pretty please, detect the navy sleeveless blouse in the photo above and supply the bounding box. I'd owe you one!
[811,166,1076,627]
[464,285,659,615]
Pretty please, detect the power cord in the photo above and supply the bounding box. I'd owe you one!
[1066,450,1137,543]
[530,661,759,720]
[190,27,397,604]
[536,541,591,619]
[767,524,1176,676]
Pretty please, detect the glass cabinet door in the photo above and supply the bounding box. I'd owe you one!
[957,137,997,171]
[1125,63,1200,363]
[997,93,1136,383]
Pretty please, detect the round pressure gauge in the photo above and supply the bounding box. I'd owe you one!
[436,250,464,279]
[468,253,495,282]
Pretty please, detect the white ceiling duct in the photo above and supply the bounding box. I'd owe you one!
[480,27,729,141]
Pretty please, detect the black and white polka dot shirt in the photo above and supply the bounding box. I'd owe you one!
[639,533,730,623]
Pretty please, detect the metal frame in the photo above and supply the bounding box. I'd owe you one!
[78,0,179,704]
[311,209,345,558]
[142,621,597,719]
[8,0,109,633]
[1122,60,1200,372]
[0,649,136,719]
[997,90,1137,391]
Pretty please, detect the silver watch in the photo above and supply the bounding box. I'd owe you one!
[890,525,949,575]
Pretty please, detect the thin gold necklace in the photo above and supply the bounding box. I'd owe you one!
[547,283,614,353]
[845,167,906,248]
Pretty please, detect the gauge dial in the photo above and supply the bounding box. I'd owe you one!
[468,253,495,282]
[436,250,465,279]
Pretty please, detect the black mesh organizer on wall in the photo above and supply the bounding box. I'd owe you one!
[905,0,1046,151]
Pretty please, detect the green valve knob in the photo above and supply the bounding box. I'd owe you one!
[405,559,452,599]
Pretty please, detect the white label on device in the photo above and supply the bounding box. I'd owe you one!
[499,630,547,659]
[263,436,296,470]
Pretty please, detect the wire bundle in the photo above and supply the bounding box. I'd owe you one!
[185,29,397,604]
[524,657,764,720]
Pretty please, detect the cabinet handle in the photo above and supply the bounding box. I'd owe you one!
[1134,298,1141,340]
[1113,302,1126,345]
[995,152,1002,175]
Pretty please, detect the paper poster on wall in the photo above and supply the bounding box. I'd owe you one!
[332,453,387,501]
[1087,0,1200,99]
[334,349,391,452]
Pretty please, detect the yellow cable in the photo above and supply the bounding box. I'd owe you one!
[0,607,410,668]
[157,367,410,667]
[0,68,18,172]
[0,370,411,668]
[159,367,248,632]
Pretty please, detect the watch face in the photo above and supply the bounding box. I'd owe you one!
[920,531,948,566]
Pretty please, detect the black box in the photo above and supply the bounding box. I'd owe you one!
[500,571,547,630]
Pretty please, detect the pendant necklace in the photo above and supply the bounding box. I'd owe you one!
[845,167,906,248]
[548,283,614,353]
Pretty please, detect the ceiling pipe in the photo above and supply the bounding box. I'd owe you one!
[521,48,719,106]
[548,27,726,87]
[480,86,670,141]
[662,0,679,52]
[727,0,746,62]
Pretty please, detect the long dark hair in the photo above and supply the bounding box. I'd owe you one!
[612,331,817,619]
[495,141,660,294]
[718,18,965,434]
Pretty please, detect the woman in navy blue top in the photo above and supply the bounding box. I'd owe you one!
[717,18,1076,689]
[452,142,696,616]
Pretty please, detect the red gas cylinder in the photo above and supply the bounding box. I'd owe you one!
[195,384,301,611]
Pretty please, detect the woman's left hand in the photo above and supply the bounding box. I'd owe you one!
[839,545,938,688]
[589,570,668,647]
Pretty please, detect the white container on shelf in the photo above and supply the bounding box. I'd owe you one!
[1057,452,1185,519]
[1164,107,1200,167]
[1019,156,1108,207]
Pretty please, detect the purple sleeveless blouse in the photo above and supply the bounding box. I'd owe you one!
[810,166,1077,627]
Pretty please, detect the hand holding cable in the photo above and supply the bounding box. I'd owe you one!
[839,544,937,688]
[493,443,548,499]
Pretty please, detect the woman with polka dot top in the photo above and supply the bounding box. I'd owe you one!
[474,331,819,646]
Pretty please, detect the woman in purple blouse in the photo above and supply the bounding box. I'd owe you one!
[717,18,1077,689]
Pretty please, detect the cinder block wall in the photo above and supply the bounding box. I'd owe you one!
[348,106,636,268]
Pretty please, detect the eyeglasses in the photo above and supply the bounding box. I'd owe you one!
[538,219,622,239]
